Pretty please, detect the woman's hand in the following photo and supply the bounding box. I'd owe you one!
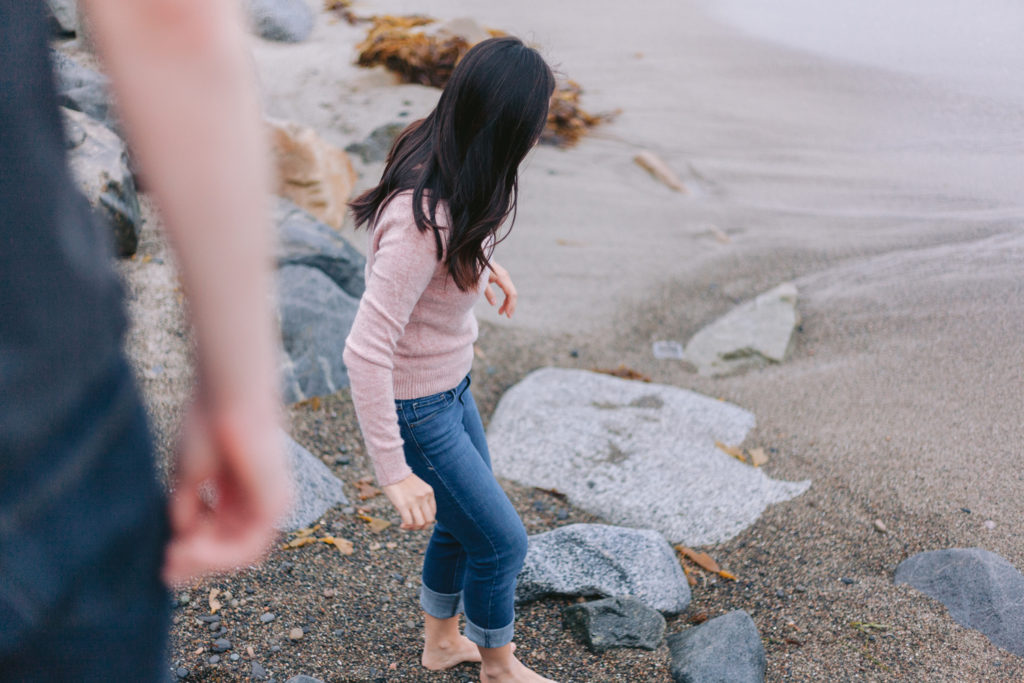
[383,473,437,530]
[485,261,517,318]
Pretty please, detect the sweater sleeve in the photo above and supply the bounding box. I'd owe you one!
[343,198,442,486]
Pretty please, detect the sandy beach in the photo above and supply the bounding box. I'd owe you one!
[135,0,1024,679]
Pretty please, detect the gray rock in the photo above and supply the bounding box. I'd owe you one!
[488,368,809,545]
[207,655,220,665]
[211,638,231,653]
[277,265,359,403]
[563,596,666,652]
[667,611,766,683]
[275,433,349,532]
[45,0,78,36]
[275,198,365,298]
[251,661,268,681]
[345,123,405,164]
[260,612,276,623]
[684,283,799,376]
[62,107,140,257]
[245,0,314,43]
[175,667,189,680]
[285,676,325,683]
[51,51,117,132]
[895,548,1024,657]
[515,523,691,615]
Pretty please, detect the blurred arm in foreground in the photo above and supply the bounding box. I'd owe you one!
[81,0,291,583]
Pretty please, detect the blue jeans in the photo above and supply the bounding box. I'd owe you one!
[396,375,528,648]
[0,356,170,681]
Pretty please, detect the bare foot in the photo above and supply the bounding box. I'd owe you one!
[479,652,554,682]
[422,634,482,671]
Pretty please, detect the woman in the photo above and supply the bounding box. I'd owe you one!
[343,37,556,682]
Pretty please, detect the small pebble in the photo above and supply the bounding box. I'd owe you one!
[178,593,191,605]
[556,509,569,521]
[172,616,181,625]
[260,612,276,623]
[532,501,546,512]
[208,622,220,632]
[289,627,304,641]
[271,645,282,653]
[391,573,405,583]
[840,577,855,585]
[569,349,579,358]
[230,599,239,608]
[776,589,786,598]
[961,507,971,514]
[175,667,189,679]
[873,519,888,533]
[212,638,231,653]
[342,507,355,515]
[794,585,807,593]
[322,588,336,598]
[984,520,996,530]
[245,587,256,595]
[230,654,240,662]
[333,629,345,638]
[251,661,267,680]
[198,615,221,624]
[208,655,220,665]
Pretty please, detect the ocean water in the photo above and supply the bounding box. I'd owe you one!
[704,0,1024,106]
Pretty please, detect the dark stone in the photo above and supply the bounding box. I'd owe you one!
[198,615,221,623]
[563,596,666,652]
[61,107,140,256]
[345,123,405,164]
[245,0,314,43]
[275,198,365,298]
[50,51,117,132]
[841,577,855,585]
[211,638,232,653]
[667,610,766,683]
[895,548,1024,657]
[45,0,78,36]
[278,265,359,403]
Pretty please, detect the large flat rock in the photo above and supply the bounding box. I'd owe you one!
[895,548,1024,657]
[516,524,691,615]
[489,368,809,545]
[685,283,799,376]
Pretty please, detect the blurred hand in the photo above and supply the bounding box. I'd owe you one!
[162,401,292,585]
[485,261,517,318]
[383,473,436,530]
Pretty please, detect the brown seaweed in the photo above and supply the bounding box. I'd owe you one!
[355,15,613,147]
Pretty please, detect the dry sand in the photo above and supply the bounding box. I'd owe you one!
[143,0,1024,679]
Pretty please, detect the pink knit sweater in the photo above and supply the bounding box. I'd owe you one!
[343,192,485,486]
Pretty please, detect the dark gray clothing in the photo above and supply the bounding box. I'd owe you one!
[0,3,169,679]
[0,0,127,455]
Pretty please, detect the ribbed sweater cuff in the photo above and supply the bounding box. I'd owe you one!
[373,448,413,487]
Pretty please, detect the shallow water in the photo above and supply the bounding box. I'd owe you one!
[704,0,1024,107]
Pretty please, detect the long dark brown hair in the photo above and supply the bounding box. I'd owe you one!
[349,37,555,291]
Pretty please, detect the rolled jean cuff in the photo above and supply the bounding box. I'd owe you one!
[463,615,514,649]
[419,584,463,620]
